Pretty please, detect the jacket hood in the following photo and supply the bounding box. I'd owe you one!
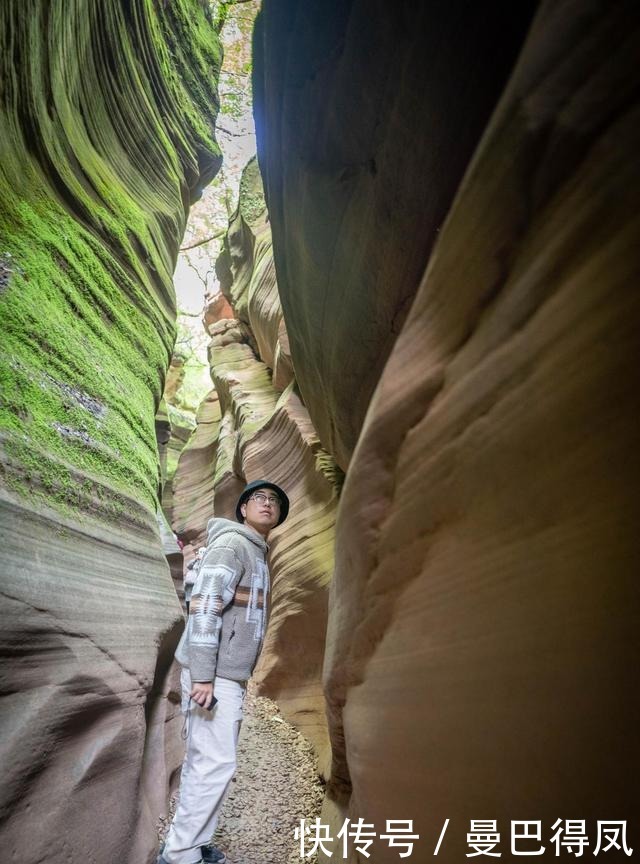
[206,517,269,553]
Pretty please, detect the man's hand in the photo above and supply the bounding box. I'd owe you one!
[191,681,214,709]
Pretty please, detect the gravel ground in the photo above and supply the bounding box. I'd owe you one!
[158,683,324,863]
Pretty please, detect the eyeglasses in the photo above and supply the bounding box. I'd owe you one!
[249,492,281,508]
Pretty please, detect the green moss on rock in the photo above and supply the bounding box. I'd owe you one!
[0,0,223,523]
[238,157,267,225]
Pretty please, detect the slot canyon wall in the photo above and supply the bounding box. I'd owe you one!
[254,0,640,860]
[0,2,222,862]
[0,1,637,862]
[253,0,538,471]
[170,159,339,769]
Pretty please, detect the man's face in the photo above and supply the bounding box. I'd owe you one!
[241,488,281,535]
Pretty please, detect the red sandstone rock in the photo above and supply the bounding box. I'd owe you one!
[171,388,221,546]
[254,0,536,471]
[203,291,235,332]
[322,2,640,859]
[215,157,294,391]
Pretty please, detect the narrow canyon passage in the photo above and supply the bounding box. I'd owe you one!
[0,2,638,864]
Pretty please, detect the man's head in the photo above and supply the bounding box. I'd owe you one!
[236,479,289,537]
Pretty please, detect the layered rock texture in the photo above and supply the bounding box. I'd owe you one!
[0,2,222,862]
[169,387,221,545]
[254,0,537,470]
[3,0,638,860]
[170,159,339,769]
[255,0,639,860]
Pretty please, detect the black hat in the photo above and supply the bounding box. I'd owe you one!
[236,480,290,527]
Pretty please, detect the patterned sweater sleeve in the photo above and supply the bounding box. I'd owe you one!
[187,538,244,682]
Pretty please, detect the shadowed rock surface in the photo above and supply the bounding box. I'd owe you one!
[253,0,537,469]
[0,2,222,862]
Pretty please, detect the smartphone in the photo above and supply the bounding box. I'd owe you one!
[190,695,218,711]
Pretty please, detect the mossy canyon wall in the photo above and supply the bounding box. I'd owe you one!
[0,2,222,862]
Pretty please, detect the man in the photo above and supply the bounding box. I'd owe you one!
[158,480,290,864]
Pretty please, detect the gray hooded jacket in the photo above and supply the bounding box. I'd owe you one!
[174,518,270,683]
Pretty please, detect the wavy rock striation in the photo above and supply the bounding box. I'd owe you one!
[0,2,222,862]
[255,0,639,859]
[169,387,221,548]
[171,160,339,769]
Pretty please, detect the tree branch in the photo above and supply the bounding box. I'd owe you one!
[219,87,249,97]
[217,125,253,137]
[180,229,227,251]
[221,69,251,79]
[213,0,257,31]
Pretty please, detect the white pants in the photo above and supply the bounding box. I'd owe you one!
[162,672,246,864]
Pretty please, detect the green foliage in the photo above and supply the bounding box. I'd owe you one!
[174,360,212,414]
[170,315,212,414]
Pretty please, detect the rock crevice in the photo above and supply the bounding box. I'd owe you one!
[171,160,338,771]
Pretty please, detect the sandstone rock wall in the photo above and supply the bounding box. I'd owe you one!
[170,388,222,547]
[253,0,537,469]
[255,0,639,860]
[171,161,339,769]
[0,3,222,862]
